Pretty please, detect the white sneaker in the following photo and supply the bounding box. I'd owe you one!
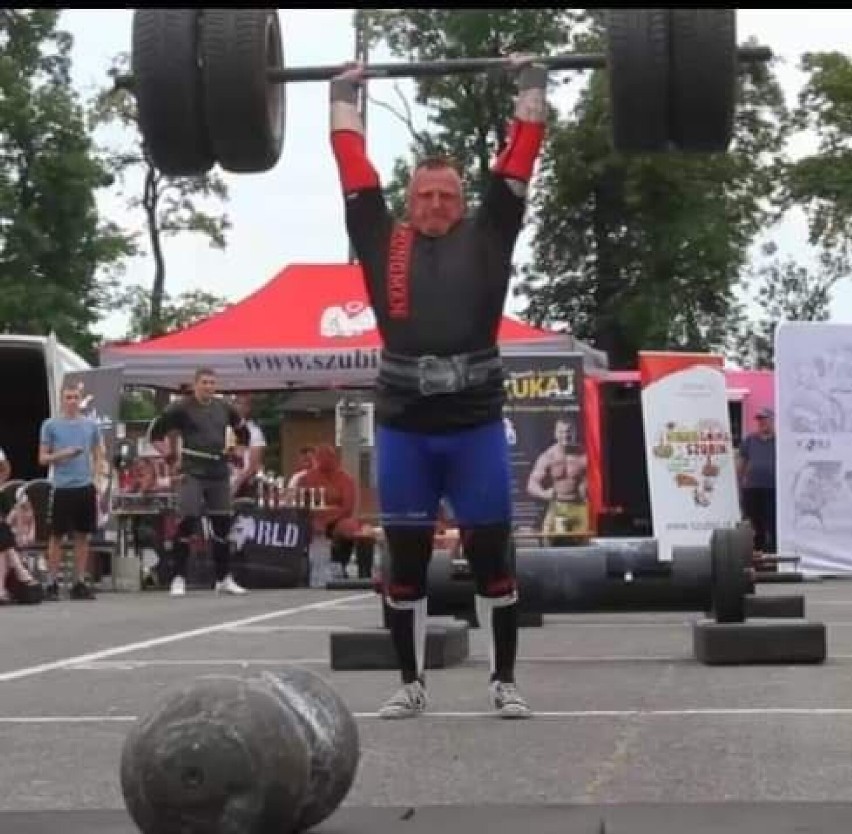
[169,576,186,597]
[489,680,532,719]
[215,574,248,596]
[377,679,427,720]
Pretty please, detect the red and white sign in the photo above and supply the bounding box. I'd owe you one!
[639,351,741,561]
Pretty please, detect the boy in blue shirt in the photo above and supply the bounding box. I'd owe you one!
[38,382,104,600]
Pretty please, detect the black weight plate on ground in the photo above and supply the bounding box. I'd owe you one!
[131,10,215,177]
[669,9,737,152]
[260,668,360,832]
[200,9,286,173]
[119,674,310,834]
[710,527,749,624]
[605,9,671,152]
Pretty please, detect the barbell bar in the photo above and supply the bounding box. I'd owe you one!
[116,45,772,89]
[124,9,773,178]
[374,526,754,625]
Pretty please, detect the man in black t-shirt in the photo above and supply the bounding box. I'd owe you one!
[149,367,249,597]
[329,54,547,720]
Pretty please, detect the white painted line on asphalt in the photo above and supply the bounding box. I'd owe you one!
[0,592,372,684]
[223,625,357,633]
[7,707,852,724]
[69,658,329,669]
[65,655,685,671]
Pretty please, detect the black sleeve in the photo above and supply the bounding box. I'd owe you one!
[344,187,394,265]
[148,402,186,441]
[476,173,527,256]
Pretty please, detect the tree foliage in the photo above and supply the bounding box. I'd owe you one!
[89,52,231,337]
[517,39,792,368]
[114,284,230,342]
[0,10,133,358]
[729,242,844,370]
[784,50,852,267]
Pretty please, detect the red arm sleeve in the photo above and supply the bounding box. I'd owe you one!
[492,118,546,184]
[331,130,381,194]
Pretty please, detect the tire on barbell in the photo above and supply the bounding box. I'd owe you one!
[131,10,215,177]
[605,9,671,153]
[710,526,750,624]
[200,9,286,174]
[668,9,737,152]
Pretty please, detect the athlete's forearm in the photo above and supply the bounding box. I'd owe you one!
[493,64,547,188]
[330,78,381,193]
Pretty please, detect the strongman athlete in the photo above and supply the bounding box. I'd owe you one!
[148,368,250,597]
[329,55,547,719]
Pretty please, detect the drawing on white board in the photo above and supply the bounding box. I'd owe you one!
[790,460,852,530]
[784,348,852,433]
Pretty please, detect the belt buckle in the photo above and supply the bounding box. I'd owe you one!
[418,355,462,396]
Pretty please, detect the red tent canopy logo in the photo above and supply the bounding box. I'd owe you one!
[320,301,377,338]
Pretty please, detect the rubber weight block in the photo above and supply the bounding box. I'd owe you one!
[330,622,470,671]
[453,609,544,628]
[744,594,805,619]
[326,578,374,590]
[120,674,311,834]
[259,668,359,832]
[693,619,826,665]
[755,571,805,584]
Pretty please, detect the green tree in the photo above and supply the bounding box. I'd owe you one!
[516,41,792,369]
[784,50,852,268]
[361,9,589,212]
[729,242,843,370]
[115,284,230,341]
[89,52,231,337]
[0,10,133,359]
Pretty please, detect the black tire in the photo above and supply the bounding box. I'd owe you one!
[200,9,286,173]
[605,9,671,153]
[710,527,749,624]
[131,10,215,177]
[669,9,737,152]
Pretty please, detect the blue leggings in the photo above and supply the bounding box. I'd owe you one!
[377,419,512,528]
[376,419,516,603]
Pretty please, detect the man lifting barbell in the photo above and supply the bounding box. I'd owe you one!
[329,54,547,720]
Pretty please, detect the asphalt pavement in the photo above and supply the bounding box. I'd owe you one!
[1,578,851,832]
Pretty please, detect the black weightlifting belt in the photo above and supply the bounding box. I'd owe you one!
[378,347,503,396]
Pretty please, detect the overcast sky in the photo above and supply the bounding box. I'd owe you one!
[59,9,852,341]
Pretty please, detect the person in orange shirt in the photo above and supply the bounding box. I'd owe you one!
[295,444,358,574]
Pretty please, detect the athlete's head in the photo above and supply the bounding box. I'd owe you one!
[406,157,465,237]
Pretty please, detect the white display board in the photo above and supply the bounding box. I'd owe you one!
[775,321,852,576]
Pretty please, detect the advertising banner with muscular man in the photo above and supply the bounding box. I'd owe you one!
[503,352,589,542]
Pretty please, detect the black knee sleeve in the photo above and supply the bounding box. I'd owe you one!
[176,515,199,541]
[381,526,433,606]
[464,525,519,684]
[463,524,517,601]
[208,513,232,542]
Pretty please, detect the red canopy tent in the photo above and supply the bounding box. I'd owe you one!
[101,263,600,390]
